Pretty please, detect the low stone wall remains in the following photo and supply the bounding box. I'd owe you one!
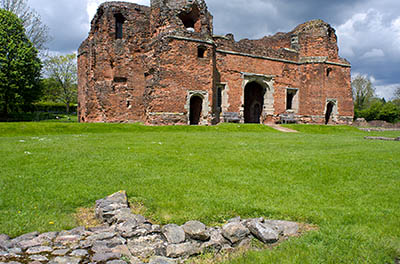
[0,191,305,264]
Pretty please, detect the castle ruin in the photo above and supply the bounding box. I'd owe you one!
[78,0,354,125]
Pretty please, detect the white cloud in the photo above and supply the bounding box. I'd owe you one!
[336,9,400,59]
[361,48,385,59]
[375,83,400,99]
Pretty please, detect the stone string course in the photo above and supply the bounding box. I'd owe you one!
[0,191,302,264]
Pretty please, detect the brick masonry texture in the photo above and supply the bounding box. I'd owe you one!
[78,0,354,125]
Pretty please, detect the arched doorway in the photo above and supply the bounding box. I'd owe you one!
[325,101,335,124]
[244,82,264,123]
[189,95,203,125]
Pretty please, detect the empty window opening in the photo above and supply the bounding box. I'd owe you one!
[197,46,206,58]
[327,68,332,77]
[286,90,295,110]
[115,13,125,39]
[114,77,127,83]
[325,101,335,124]
[178,5,200,32]
[127,100,131,108]
[290,34,299,50]
[328,27,335,39]
[217,86,222,108]
[189,95,203,125]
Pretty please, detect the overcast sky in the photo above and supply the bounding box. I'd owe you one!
[29,0,400,99]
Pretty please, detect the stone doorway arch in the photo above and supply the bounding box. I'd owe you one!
[244,82,265,123]
[189,95,203,125]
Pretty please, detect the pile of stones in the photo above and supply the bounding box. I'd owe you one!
[0,191,302,264]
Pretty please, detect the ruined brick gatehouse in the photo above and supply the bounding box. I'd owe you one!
[78,0,354,125]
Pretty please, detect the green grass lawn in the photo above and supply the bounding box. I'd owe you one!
[0,122,399,263]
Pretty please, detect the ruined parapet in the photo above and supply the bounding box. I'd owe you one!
[150,0,213,39]
[78,2,151,123]
[291,19,340,61]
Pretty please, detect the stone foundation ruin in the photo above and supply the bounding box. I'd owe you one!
[0,191,310,264]
[78,0,354,125]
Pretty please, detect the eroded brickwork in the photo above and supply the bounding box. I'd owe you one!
[78,0,353,125]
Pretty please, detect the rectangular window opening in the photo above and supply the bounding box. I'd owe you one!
[286,89,297,110]
[217,87,222,108]
[115,13,125,39]
[197,46,206,58]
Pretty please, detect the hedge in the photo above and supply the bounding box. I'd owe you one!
[32,102,77,113]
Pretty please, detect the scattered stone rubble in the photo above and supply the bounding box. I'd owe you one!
[0,191,303,264]
[364,136,400,141]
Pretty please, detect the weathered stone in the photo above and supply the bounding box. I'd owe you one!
[128,223,155,238]
[70,249,88,257]
[104,236,126,248]
[115,220,141,238]
[50,256,81,264]
[0,192,306,264]
[111,245,142,264]
[38,231,58,242]
[263,220,299,236]
[149,256,177,264]
[17,239,42,250]
[52,249,70,256]
[221,222,250,244]
[127,234,166,259]
[182,221,210,241]
[166,241,201,258]
[96,191,129,222]
[8,247,22,254]
[247,221,279,244]
[89,225,113,233]
[91,241,113,253]
[29,261,42,264]
[78,2,353,126]
[112,209,147,226]
[161,224,185,244]
[29,255,48,262]
[106,260,128,264]
[54,235,81,245]
[68,227,87,236]
[26,246,53,254]
[200,227,229,253]
[86,232,116,241]
[9,232,39,247]
[91,252,121,263]
[0,235,9,243]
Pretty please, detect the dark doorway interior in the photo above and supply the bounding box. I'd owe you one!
[244,82,264,123]
[189,96,203,125]
[325,101,335,124]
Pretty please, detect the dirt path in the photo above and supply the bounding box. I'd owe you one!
[266,124,299,133]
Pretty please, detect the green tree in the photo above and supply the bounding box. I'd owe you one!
[352,75,375,112]
[1,0,50,50]
[43,54,77,113]
[0,9,42,116]
[378,102,399,123]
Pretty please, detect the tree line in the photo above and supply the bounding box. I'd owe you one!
[352,75,400,124]
[0,0,76,120]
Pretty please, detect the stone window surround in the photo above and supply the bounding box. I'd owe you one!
[185,90,210,125]
[216,82,229,113]
[285,87,299,113]
[240,72,275,122]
